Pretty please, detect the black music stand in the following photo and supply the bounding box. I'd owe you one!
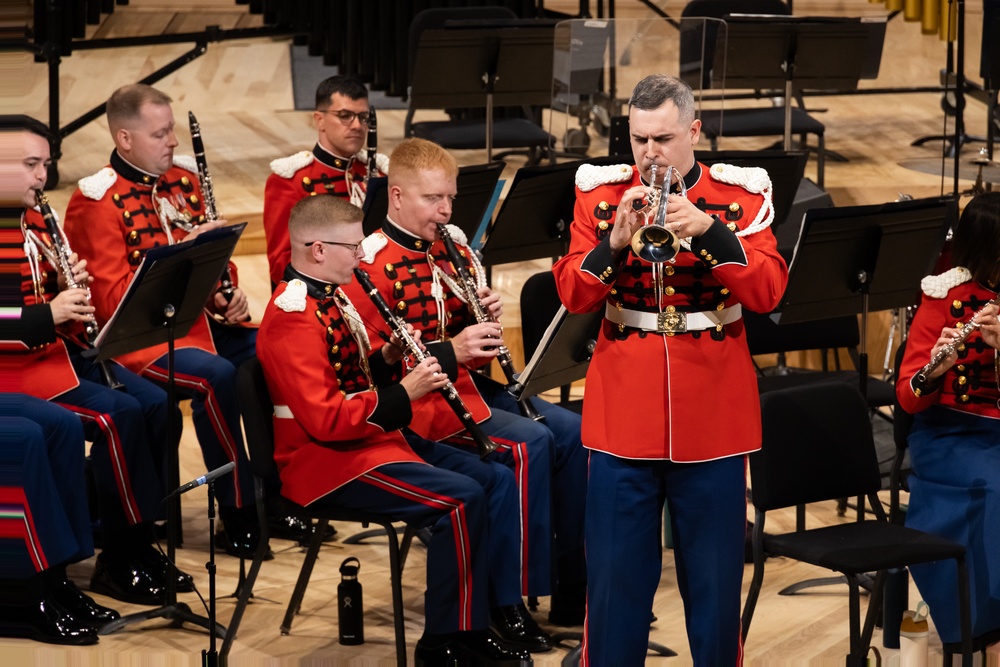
[710,16,882,150]
[94,223,246,639]
[362,163,505,241]
[508,305,603,401]
[768,198,954,598]
[407,20,557,162]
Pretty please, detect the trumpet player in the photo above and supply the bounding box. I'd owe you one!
[7,115,194,608]
[257,194,535,663]
[552,74,788,665]
[896,192,1000,646]
[62,84,315,556]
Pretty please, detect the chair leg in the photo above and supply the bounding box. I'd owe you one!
[280,518,329,635]
[740,512,767,643]
[816,133,825,189]
[399,525,416,572]
[846,575,866,667]
[384,521,408,667]
[956,557,973,667]
[860,570,886,654]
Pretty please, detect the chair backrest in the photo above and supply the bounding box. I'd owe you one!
[680,0,790,89]
[743,310,860,358]
[520,271,563,361]
[750,382,883,512]
[892,340,914,452]
[236,358,278,481]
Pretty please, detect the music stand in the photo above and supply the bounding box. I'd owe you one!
[94,222,246,639]
[362,163,505,240]
[711,16,882,150]
[509,305,602,401]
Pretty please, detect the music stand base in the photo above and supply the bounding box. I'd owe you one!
[99,601,226,639]
[778,573,876,597]
[911,133,987,158]
[555,632,676,666]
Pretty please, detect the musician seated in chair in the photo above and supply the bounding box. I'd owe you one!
[346,138,588,629]
[263,74,388,287]
[897,192,1000,646]
[8,115,194,607]
[257,194,544,660]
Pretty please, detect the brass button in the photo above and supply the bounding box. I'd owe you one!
[710,259,718,265]
[610,288,617,295]
[327,326,335,335]
[716,302,725,311]
[665,266,675,276]
[666,305,676,313]
[959,394,970,403]
[330,345,339,354]
[127,230,140,245]
[953,300,963,309]
[665,286,675,296]
[334,362,342,371]
[720,288,729,295]
[303,177,312,185]
[727,223,737,232]
[189,195,199,205]
[142,175,151,184]
[958,376,968,386]
[337,378,343,386]
[598,221,609,231]
[112,193,121,202]
[340,390,347,397]
[598,201,609,211]
[729,202,740,212]
[415,240,423,249]
[181,176,190,186]
[123,210,131,219]
[699,249,708,257]
[324,284,333,294]
[396,302,406,313]
[957,364,966,372]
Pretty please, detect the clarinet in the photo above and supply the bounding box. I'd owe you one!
[915,294,1000,383]
[35,190,123,390]
[354,268,498,459]
[188,111,249,321]
[436,224,544,422]
[363,105,377,192]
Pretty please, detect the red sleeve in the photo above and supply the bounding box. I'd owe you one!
[263,174,298,287]
[896,293,947,414]
[63,191,132,325]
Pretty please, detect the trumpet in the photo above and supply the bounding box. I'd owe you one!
[915,295,1000,384]
[436,224,544,422]
[353,268,498,459]
[34,190,123,390]
[630,164,683,263]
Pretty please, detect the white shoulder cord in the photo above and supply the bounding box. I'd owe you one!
[333,288,373,387]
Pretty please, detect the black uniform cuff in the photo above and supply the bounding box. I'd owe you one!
[909,374,943,398]
[369,350,399,388]
[425,341,459,382]
[580,235,624,284]
[689,216,748,267]
[19,304,57,348]
[369,384,413,432]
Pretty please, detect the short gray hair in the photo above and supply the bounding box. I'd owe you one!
[628,75,695,123]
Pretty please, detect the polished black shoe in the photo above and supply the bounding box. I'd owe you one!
[267,514,336,545]
[415,629,532,666]
[217,506,272,561]
[50,578,120,629]
[491,604,553,653]
[89,551,165,606]
[138,545,195,593]
[0,598,99,646]
[548,592,586,627]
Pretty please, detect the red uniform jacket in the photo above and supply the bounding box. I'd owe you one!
[62,151,238,373]
[552,162,788,461]
[263,144,386,286]
[257,268,422,506]
[345,221,492,443]
[897,277,1000,418]
[2,214,79,399]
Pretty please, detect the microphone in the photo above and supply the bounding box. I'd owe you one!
[170,461,235,497]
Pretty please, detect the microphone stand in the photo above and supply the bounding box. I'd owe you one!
[203,478,219,667]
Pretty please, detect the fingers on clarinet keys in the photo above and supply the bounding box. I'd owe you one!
[0,597,99,645]
[491,603,554,653]
[415,628,532,666]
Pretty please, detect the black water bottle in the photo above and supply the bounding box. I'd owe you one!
[338,557,364,645]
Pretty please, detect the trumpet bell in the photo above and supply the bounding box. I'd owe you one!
[631,225,680,263]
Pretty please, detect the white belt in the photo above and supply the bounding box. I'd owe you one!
[604,303,742,334]
[274,405,294,419]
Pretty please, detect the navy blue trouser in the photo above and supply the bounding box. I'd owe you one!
[1,395,92,578]
[582,451,746,667]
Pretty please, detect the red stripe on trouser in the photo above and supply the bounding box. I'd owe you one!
[57,403,141,525]
[0,488,47,572]
[144,365,243,507]
[491,436,529,594]
[363,470,475,631]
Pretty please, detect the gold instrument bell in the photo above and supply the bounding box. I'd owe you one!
[631,164,683,263]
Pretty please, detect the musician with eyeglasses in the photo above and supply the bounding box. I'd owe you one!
[263,74,388,287]
[257,194,535,663]
[346,138,590,633]
[61,84,315,560]
[896,192,1000,647]
[552,74,788,665]
[5,115,197,609]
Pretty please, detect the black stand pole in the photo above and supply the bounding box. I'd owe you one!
[99,305,225,639]
[203,479,219,667]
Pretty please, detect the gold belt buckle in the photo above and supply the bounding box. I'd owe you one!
[656,311,686,333]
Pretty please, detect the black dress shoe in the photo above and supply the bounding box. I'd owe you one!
[89,551,165,606]
[491,604,553,653]
[138,546,196,593]
[268,514,337,545]
[217,506,272,560]
[415,629,532,666]
[0,598,99,645]
[548,594,586,627]
[50,578,120,629]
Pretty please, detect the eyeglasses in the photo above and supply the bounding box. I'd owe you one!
[320,109,371,126]
[306,240,365,254]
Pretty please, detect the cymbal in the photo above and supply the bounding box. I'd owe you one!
[899,157,1000,184]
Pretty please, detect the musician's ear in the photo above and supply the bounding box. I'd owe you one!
[115,127,132,152]
[388,184,403,210]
